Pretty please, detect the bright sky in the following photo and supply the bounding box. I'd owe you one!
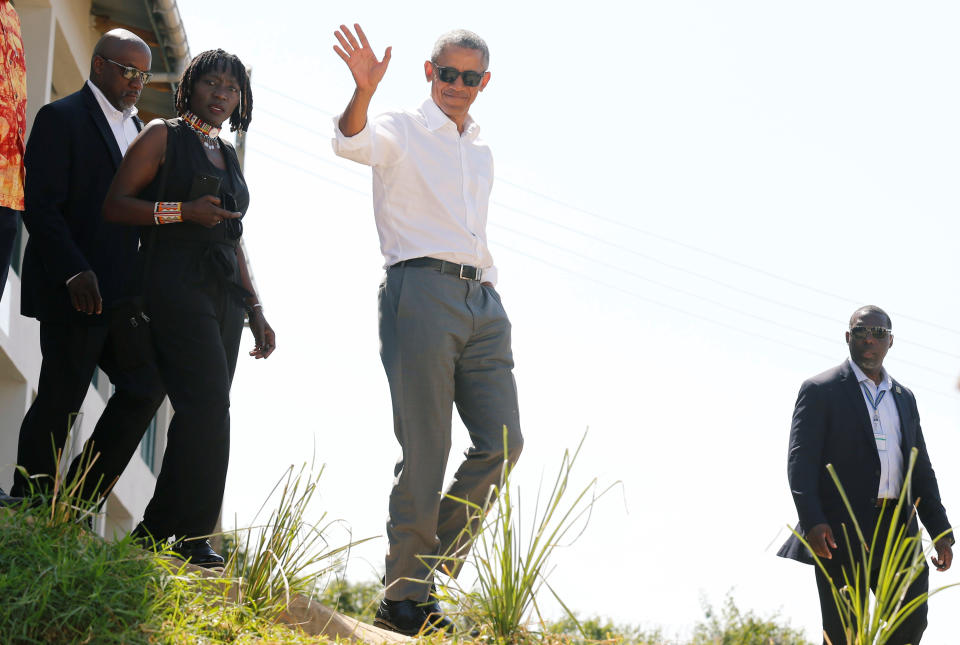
[178,2,960,641]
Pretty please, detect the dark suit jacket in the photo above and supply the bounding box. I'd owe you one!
[20,83,143,324]
[778,360,952,565]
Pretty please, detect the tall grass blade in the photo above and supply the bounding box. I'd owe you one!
[434,429,619,641]
[223,460,375,621]
[789,448,959,644]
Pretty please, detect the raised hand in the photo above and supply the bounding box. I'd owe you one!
[333,24,392,93]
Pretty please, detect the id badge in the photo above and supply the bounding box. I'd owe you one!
[873,419,887,452]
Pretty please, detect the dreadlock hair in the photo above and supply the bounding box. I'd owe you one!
[175,49,252,132]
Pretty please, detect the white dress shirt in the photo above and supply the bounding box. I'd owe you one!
[332,98,498,285]
[849,358,904,498]
[86,79,139,155]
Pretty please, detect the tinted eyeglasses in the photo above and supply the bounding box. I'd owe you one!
[433,64,485,87]
[100,56,152,84]
[850,326,892,340]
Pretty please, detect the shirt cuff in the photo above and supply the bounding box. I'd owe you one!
[331,115,372,153]
[65,272,83,286]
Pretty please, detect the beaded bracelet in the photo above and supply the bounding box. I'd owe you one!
[154,201,183,225]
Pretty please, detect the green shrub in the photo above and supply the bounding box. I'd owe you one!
[691,593,812,645]
[546,613,671,644]
[316,577,382,623]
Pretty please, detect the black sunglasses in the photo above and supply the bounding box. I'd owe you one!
[433,64,485,87]
[850,326,892,340]
[100,56,152,84]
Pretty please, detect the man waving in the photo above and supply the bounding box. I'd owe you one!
[332,24,523,636]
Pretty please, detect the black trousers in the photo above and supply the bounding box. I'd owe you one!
[138,243,244,539]
[12,321,165,500]
[815,509,929,645]
[0,206,19,301]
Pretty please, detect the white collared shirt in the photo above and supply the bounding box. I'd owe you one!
[332,98,498,285]
[849,358,904,498]
[86,79,139,155]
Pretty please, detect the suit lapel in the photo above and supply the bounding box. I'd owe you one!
[838,361,876,449]
[890,380,913,465]
[82,84,123,169]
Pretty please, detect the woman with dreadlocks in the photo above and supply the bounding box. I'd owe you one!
[104,49,274,567]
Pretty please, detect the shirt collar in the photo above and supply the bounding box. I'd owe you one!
[848,357,892,392]
[420,98,480,138]
[86,79,138,123]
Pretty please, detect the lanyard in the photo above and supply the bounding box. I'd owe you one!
[861,382,886,420]
[862,381,891,454]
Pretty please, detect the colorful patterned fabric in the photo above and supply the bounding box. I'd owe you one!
[0,0,27,211]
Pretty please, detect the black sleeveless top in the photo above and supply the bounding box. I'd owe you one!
[139,118,250,246]
[138,119,252,301]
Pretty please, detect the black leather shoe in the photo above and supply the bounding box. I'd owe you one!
[0,487,24,508]
[129,523,165,552]
[374,598,454,636]
[172,537,224,568]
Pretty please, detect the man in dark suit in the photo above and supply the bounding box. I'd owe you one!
[11,30,164,503]
[779,305,954,645]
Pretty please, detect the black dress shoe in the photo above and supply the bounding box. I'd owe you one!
[374,598,454,636]
[171,537,224,568]
[129,523,165,552]
[0,487,25,508]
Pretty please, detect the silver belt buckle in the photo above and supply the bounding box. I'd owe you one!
[459,264,481,281]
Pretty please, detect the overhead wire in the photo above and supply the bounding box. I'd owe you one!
[242,139,958,397]
[245,108,960,361]
[494,176,960,337]
[490,220,955,379]
[249,83,960,336]
[488,198,960,360]
[491,239,957,402]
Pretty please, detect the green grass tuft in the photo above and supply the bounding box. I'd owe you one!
[224,461,376,622]
[433,430,619,642]
[0,513,159,643]
[0,506,332,643]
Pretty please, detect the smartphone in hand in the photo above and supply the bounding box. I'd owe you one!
[188,174,221,201]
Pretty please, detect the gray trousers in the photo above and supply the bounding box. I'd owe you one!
[379,263,523,602]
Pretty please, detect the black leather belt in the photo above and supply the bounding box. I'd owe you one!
[874,498,898,508]
[396,257,483,281]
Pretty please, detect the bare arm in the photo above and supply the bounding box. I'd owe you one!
[103,120,241,228]
[236,243,275,359]
[333,23,391,136]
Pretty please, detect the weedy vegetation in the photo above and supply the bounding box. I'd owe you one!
[224,461,373,621]
[0,428,839,644]
[0,442,343,643]
[427,430,618,641]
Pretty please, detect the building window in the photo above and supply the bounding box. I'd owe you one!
[140,415,157,471]
[12,217,23,276]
